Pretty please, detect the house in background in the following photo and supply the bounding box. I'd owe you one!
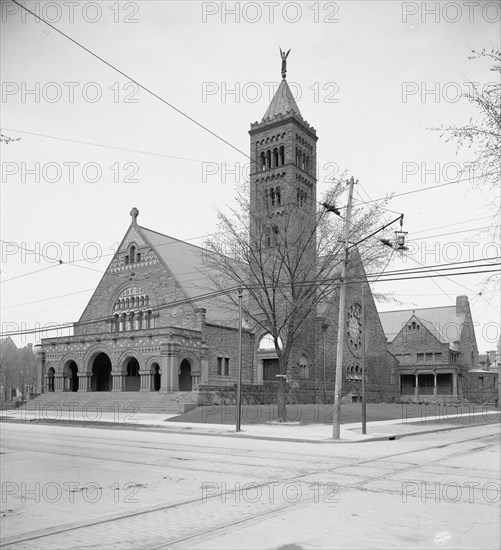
[379,296,498,404]
[379,296,478,402]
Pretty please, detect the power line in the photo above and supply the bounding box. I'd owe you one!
[1,128,215,165]
[11,0,249,160]
[2,264,499,338]
[409,226,494,241]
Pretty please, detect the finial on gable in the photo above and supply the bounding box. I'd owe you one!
[130,207,139,225]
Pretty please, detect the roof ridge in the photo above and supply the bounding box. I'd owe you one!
[379,304,458,314]
[139,225,206,253]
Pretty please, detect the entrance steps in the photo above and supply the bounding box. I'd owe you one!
[21,391,197,416]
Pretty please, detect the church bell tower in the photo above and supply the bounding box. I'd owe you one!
[249,50,318,257]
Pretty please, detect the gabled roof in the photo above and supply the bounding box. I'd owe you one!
[262,79,302,121]
[379,306,465,348]
[139,226,238,325]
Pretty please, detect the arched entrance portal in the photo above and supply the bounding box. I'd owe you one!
[125,358,140,391]
[67,361,79,392]
[153,363,161,391]
[179,359,192,391]
[47,367,55,392]
[91,353,112,391]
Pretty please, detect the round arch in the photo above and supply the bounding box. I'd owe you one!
[90,352,112,392]
[108,280,158,317]
[83,345,115,375]
[178,358,192,391]
[117,351,144,373]
[62,359,79,392]
[124,356,140,391]
[46,365,56,392]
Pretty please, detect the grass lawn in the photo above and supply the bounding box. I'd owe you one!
[166,402,499,426]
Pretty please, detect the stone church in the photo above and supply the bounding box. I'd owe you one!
[35,65,399,409]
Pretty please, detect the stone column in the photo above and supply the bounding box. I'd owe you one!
[77,373,92,392]
[414,373,419,397]
[257,359,264,385]
[35,345,45,394]
[111,372,125,392]
[433,372,437,398]
[200,344,209,385]
[139,369,153,391]
[54,374,64,392]
[160,342,179,393]
[452,372,458,396]
[196,308,207,343]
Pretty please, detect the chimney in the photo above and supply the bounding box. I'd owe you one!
[456,295,469,315]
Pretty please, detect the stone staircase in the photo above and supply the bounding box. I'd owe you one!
[21,391,198,416]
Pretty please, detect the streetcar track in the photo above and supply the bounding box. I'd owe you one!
[2,428,498,549]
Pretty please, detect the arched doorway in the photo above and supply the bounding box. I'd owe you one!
[91,353,112,392]
[67,361,79,392]
[46,367,55,392]
[258,333,281,382]
[153,363,161,391]
[179,359,192,391]
[125,358,140,391]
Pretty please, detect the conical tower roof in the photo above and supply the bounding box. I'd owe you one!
[262,79,302,122]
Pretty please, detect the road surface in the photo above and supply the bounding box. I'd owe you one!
[1,422,500,549]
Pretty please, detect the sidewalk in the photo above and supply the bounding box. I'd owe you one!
[1,406,498,443]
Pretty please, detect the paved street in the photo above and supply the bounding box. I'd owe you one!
[1,422,500,549]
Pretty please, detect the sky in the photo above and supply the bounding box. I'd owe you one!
[1,0,500,354]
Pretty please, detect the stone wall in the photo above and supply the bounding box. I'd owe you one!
[463,372,499,404]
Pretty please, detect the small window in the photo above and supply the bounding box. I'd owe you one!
[224,358,230,377]
[299,354,309,379]
[217,357,222,376]
[425,353,433,363]
[417,353,424,363]
[478,376,484,388]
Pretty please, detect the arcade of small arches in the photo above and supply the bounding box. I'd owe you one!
[259,146,285,171]
[44,352,197,393]
[258,145,312,175]
[346,365,364,382]
[111,286,154,332]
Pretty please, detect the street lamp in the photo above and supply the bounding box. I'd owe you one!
[324,179,408,440]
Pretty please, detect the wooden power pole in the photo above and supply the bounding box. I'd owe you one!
[332,176,356,439]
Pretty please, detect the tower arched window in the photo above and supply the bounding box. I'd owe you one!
[266,150,272,169]
[279,146,285,166]
[270,187,275,206]
[129,246,136,263]
[260,151,266,171]
[275,186,281,206]
[273,148,279,167]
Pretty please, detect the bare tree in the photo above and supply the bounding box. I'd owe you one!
[432,49,500,290]
[205,179,393,422]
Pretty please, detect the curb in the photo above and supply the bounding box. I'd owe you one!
[1,416,499,444]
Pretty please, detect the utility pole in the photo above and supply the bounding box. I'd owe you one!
[236,288,243,432]
[361,281,367,435]
[332,176,356,439]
